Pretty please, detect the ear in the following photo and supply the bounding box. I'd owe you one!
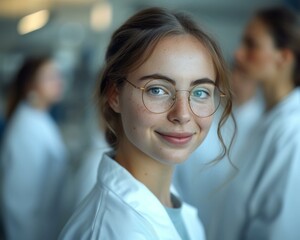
[107,84,121,113]
[277,48,294,68]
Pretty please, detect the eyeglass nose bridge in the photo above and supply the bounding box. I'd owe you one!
[171,89,192,100]
[169,89,194,112]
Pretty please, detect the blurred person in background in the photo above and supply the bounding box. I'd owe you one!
[0,56,69,240]
[173,62,264,236]
[59,7,235,240]
[0,115,4,143]
[208,6,300,240]
[72,128,109,208]
[230,64,265,140]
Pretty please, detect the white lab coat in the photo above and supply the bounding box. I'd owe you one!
[173,92,264,233]
[73,128,109,207]
[0,102,69,240]
[59,152,205,240]
[209,88,300,240]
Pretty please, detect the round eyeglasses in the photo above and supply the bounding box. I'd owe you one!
[125,78,226,118]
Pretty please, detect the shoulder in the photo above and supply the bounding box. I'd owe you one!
[59,185,158,240]
[270,110,300,147]
[4,104,60,146]
[7,104,44,132]
[259,104,300,147]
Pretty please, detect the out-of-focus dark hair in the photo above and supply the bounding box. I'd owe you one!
[6,56,50,120]
[256,6,300,87]
[96,7,235,161]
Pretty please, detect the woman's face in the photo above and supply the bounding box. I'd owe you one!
[33,61,63,106]
[235,17,281,82]
[112,35,216,165]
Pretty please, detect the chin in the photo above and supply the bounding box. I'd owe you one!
[154,149,192,166]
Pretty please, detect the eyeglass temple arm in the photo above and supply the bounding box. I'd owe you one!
[124,79,145,91]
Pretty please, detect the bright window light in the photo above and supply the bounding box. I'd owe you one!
[90,1,112,32]
[18,10,50,35]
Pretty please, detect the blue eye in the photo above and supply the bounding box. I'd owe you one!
[147,87,169,96]
[191,89,209,99]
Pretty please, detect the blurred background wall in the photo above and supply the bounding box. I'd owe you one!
[0,0,298,167]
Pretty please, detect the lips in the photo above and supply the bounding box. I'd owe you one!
[155,131,194,145]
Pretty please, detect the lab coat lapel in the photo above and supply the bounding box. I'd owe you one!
[98,153,182,239]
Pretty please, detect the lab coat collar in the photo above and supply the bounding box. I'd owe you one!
[21,100,48,114]
[97,152,182,239]
[264,87,300,125]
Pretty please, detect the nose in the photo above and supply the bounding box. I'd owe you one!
[167,91,192,124]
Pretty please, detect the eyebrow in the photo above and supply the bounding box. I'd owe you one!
[138,73,216,86]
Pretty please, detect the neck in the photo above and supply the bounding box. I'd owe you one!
[115,140,174,208]
[262,75,294,111]
[234,94,254,107]
[27,97,49,111]
[31,102,49,111]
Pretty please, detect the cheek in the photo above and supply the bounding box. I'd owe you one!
[120,93,155,140]
[195,116,213,142]
[246,48,267,65]
[38,79,62,98]
[253,51,272,66]
[244,49,276,78]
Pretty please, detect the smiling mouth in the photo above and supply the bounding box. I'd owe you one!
[155,131,194,145]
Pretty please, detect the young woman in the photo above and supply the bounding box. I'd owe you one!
[209,6,300,240]
[0,56,69,240]
[59,7,233,240]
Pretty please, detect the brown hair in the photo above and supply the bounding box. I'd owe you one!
[6,56,51,120]
[96,7,234,160]
[256,6,300,87]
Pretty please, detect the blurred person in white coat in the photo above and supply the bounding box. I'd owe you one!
[208,6,300,240]
[0,56,69,240]
[59,7,236,240]
[73,127,109,207]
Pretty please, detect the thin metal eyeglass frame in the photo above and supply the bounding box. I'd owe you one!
[124,78,226,118]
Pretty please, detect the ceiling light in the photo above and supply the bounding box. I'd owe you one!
[18,9,50,35]
[90,1,112,32]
